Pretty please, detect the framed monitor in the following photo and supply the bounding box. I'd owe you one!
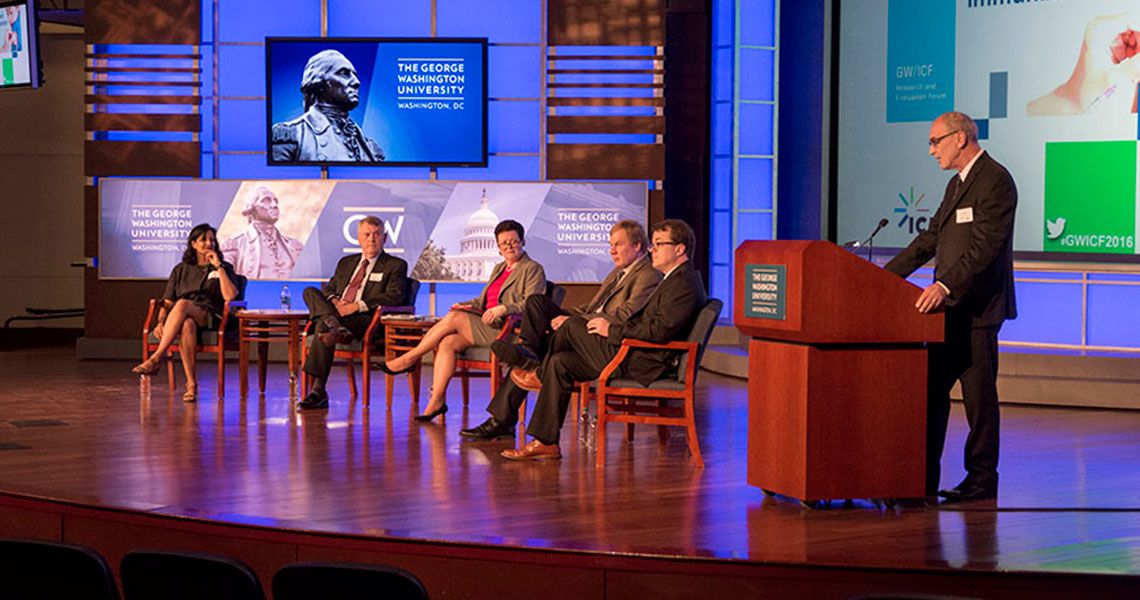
[0,0,42,89]
[265,37,488,168]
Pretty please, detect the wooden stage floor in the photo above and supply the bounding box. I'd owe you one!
[1,346,1139,580]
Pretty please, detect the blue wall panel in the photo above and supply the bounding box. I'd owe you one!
[739,0,776,47]
[328,0,432,37]
[489,101,540,154]
[489,46,541,99]
[1001,281,1084,345]
[217,154,320,179]
[218,0,320,42]
[219,45,266,98]
[736,211,773,242]
[738,103,774,156]
[739,48,775,101]
[737,158,773,210]
[327,166,433,180]
[437,0,541,43]
[1087,284,1140,348]
[436,155,540,181]
[712,102,733,156]
[711,212,732,264]
[217,100,266,152]
[711,157,732,210]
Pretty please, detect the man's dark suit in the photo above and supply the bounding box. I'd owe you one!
[486,255,662,427]
[885,151,1017,495]
[302,252,408,381]
[518,260,707,445]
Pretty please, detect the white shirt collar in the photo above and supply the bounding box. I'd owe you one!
[661,260,686,281]
[959,149,985,181]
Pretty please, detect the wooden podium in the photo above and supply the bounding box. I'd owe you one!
[733,241,943,504]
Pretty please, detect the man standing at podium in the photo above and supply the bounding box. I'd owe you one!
[885,111,1017,502]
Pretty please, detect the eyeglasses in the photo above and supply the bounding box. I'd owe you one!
[928,130,959,147]
[498,239,522,249]
[649,241,677,250]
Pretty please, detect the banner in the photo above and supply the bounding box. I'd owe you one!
[99,179,648,283]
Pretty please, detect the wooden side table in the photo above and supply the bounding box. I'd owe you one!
[380,316,439,409]
[236,308,309,397]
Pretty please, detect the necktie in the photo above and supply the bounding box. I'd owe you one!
[591,270,625,313]
[341,259,369,303]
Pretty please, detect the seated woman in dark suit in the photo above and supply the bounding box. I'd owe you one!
[381,219,546,422]
[132,223,240,402]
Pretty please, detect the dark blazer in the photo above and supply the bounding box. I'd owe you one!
[468,253,546,316]
[320,252,409,313]
[570,253,662,323]
[885,151,1017,327]
[606,260,707,385]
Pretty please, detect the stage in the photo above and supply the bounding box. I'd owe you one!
[1,345,1138,598]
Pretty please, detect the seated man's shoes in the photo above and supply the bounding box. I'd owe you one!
[298,389,329,410]
[509,368,542,392]
[938,478,997,502]
[460,417,516,440]
[318,325,353,347]
[501,439,561,461]
[491,340,541,371]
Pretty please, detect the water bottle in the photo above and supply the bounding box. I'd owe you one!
[280,284,291,310]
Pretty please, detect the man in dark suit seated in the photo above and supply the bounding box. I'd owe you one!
[885,111,1018,502]
[299,216,408,410]
[490,220,707,460]
[461,220,662,440]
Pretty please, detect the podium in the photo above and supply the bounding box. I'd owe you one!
[733,241,943,504]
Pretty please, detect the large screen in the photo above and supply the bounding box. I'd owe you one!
[99,179,647,283]
[837,0,1140,260]
[0,0,41,89]
[265,37,487,167]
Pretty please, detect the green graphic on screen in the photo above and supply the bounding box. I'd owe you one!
[1043,141,1136,255]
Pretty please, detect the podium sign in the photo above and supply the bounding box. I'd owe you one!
[743,264,786,320]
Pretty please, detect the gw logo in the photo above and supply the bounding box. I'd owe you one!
[893,186,932,234]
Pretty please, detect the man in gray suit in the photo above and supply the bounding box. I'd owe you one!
[461,219,661,440]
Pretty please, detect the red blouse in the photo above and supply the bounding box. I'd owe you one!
[484,266,511,310]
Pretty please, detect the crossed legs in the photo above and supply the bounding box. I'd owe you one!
[385,310,476,416]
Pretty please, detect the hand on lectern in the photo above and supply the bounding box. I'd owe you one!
[915,283,949,313]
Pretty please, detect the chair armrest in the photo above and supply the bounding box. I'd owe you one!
[596,339,699,387]
[364,304,414,343]
[217,300,247,335]
[142,299,161,338]
[494,314,522,342]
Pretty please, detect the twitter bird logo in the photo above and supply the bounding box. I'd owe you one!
[1046,218,1066,240]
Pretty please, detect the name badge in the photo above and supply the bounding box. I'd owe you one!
[955,207,974,224]
[207,270,220,279]
[368,272,384,282]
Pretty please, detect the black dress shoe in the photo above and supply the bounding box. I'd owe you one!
[298,389,329,410]
[376,360,417,376]
[414,403,448,422]
[460,417,516,440]
[938,479,998,502]
[490,340,541,371]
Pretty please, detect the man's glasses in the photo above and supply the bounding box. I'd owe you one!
[649,241,677,250]
[928,130,959,147]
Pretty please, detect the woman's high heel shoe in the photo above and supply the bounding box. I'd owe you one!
[414,402,448,422]
[377,359,417,376]
[132,358,162,375]
[182,382,198,403]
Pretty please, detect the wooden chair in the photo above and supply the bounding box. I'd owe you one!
[300,279,419,405]
[140,275,248,399]
[454,281,565,407]
[594,298,724,468]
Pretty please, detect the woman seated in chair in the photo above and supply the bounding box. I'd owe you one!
[133,223,239,402]
[381,219,545,422]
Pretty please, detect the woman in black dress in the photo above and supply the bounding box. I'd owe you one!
[133,223,240,401]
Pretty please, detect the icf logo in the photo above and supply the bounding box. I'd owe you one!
[893,186,931,234]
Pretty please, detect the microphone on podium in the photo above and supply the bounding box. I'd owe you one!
[844,218,890,262]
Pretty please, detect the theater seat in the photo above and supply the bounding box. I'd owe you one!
[0,538,120,600]
[120,549,265,600]
[272,562,428,600]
